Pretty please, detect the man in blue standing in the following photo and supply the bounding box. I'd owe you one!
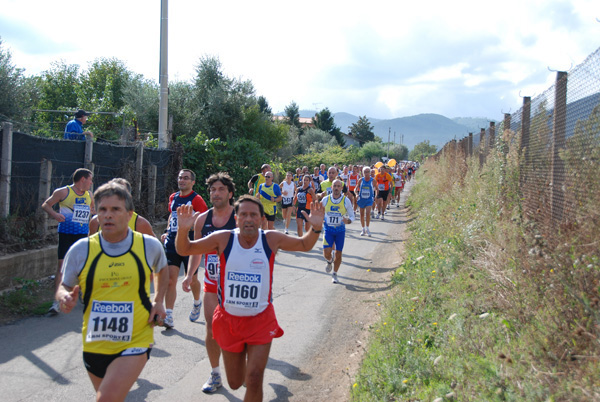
[64,109,94,141]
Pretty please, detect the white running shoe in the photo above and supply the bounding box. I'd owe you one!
[332,272,339,284]
[202,372,223,394]
[163,312,174,329]
[285,229,289,234]
[376,212,381,219]
[366,228,372,237]
[47,300,60,316]
[189,303,202,322]
[360,228,366,236]
[325,260,332,273]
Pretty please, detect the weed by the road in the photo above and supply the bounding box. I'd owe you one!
[352,143,600,400]
[0,277,55,324]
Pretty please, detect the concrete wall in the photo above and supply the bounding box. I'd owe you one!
[0,221,167,291]
[0,247,57,289]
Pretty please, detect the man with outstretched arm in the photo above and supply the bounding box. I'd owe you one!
[175,195,324,402]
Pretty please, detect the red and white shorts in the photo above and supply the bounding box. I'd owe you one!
[212,303,284,353]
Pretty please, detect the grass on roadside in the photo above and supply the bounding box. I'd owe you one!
[0,277,55,323]
[352,141,600,400]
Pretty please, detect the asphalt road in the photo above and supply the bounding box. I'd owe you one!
[0,181,413,402]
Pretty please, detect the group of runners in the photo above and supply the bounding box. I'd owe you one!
[43,161,416,401]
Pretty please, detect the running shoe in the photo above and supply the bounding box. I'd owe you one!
[202,372,223,394]
[332,272,339,284]
[366,228,372,237]
[381,214,384,221]
[325,260,332,273]
[376,212,381,219]
[360,228,366,236]
[163,312,174,329]
[285,229,289,234]
[47,300,60,316]
[387,204,390,210]
[189,303,202,322]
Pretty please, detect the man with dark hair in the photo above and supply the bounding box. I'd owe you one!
[42,167,95,315]
[175,194,324,401]
[183,172,237,394]
[161,169,208,328]
[64,109,94,141]
[56,181,168,401]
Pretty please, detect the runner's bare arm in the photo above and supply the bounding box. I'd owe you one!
[136,216,157,238]
[176,205,228,256]
[41,187,68,222]
[149,265,168,324]
[269,201,324,252]
[182,212,208,292]
[88,215,100,235]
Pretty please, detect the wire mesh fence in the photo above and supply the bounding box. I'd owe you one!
[432,46,600,238]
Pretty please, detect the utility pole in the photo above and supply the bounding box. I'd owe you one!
[158,0,169,149]
[387,127,391,158]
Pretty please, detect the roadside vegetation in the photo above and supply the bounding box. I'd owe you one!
[352,134,600,400]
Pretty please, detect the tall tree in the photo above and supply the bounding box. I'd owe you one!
[408,140,438,161]
[122,74,159,137]
[0,38,24,118]
[78,57,132,111]
[349,115,375,145]
[257,95,272,115]
[190,55,255,141]
[313,107,345,146]
[284,101,300,129]
[38,61,80,111]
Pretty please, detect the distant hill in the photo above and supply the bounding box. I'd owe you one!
[334,112,490,150]
[452,117,496,133]
[275,110,496,150]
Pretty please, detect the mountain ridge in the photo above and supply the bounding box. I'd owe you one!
[277,109,496,150]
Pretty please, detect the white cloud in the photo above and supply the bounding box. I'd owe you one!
[1,0,598,120]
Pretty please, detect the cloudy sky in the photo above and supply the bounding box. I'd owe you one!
[1,0,598,121]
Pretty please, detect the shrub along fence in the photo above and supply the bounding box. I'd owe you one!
[431,46,600,239]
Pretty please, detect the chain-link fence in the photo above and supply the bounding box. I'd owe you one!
[432,46,600,238]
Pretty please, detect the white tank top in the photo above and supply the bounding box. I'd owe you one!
[218,229,274,316]
[281,181,295,205]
